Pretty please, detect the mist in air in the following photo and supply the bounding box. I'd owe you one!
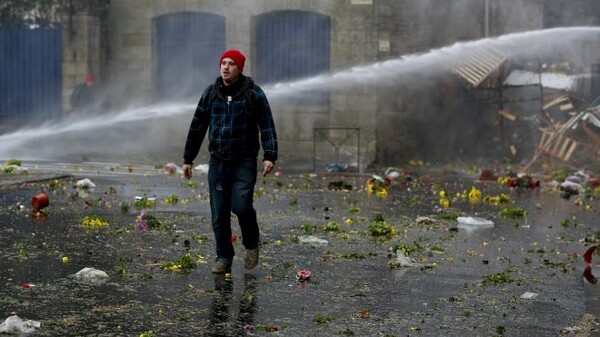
[0,27,599,164]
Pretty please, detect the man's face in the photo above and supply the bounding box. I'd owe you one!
[220,58,241,85]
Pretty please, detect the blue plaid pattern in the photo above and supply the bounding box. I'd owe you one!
[184,76,278,163]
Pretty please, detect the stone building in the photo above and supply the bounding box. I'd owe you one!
[3,0,600,168]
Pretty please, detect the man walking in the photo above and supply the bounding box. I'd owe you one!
[183,49,278,274]
[70,73,96,114]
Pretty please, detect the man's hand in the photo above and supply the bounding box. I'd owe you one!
[183,163,194,179]
[262,160,274,177]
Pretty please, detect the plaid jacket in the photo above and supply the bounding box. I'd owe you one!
[183,75,278,164]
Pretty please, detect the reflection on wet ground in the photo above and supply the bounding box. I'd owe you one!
[1,161,600,336]
[207,274,258,336]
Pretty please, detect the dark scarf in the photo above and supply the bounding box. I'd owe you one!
[220,75,245,99]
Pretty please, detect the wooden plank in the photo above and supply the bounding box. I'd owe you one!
[559,103,574,111]
[498,109,517,121]
[461,60,488,79]
[538,128,551,148]
[550,135,563,155]
[542,95,569,111]
[464,63,489,79]
[454,67,480,86]
[453,47,507,88]
[564,141,578,161]
[557,137,571,159]
[521,112,587,173]
[470,54,495,72]
[478,47,507,65]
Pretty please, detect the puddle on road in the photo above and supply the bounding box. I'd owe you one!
[0,168,599,336]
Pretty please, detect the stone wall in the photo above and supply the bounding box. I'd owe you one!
[61,0,107,114]
[101,0,381,170]
[373,0,489,165]
[490,0,544,35]
[67,0,599,167]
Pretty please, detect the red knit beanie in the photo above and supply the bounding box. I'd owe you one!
[85,73,95,83]
[219,49,246,72]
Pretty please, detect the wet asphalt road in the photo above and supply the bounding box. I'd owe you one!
[1,161,600,336]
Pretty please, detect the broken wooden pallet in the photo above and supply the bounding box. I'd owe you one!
[537,127,579,163]
[453,47,508,88]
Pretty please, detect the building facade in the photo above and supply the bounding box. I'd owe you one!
[2,0,599,167]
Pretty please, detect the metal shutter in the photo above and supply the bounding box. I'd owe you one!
[153,12,225,100]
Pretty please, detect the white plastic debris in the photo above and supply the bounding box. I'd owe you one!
[566,175,583,185]
[2,165,28,175]
[74,267,109,284]
[194,164,209,174]
[559,181,585,196]
[384,167,402,180]
[135,196,156,203]
[0,315,41,334]
[574,169,590,185]
[520,291,539,299]
[457,217,494,230]
[299,235,328,246]
[503,70,579,91]
[388,251,422,268]
[75,178,96,189]
[416,216,436,225]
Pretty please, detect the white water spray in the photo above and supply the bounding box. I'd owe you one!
[0,26,598,162]
[266,26,600,96]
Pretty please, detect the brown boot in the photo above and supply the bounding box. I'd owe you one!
[211,261,231,274]
[244,247,260,270]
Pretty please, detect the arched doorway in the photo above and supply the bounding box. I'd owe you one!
[253,10,330,105]
[153,12,225,100]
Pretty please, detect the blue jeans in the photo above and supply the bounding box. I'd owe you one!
[208,157,260,263]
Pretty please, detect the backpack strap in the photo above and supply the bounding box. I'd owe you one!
[205,78,255,111]
[204,84,219,111]
[244,78,254,111]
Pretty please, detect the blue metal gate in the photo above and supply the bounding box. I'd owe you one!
[0,28,62,127]
[254,10,330,105]
[153,12,226,100]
